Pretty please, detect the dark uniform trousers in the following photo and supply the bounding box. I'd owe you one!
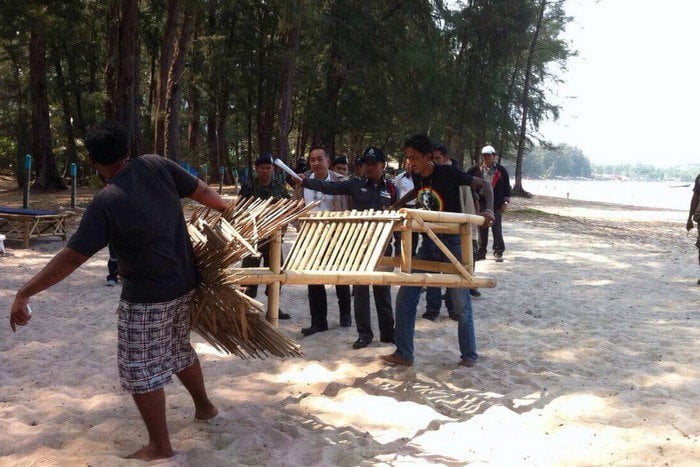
[307,284,352,330]
[241,243,284,298]
[353,285,393,341]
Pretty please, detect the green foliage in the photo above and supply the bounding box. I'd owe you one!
[0,0,576,183]
[593,163,698,182]
[522,144,592,178]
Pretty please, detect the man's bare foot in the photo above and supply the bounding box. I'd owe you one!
[194,402,219,421]
[125,443,174,462]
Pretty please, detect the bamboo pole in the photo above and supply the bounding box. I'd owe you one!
[325,210,357,270]
[410,215,472,280]
[402,208,485,226]
[400,219,413,273]
[267,230,282,327]
[460,223,473,274]
[233,270,496,288]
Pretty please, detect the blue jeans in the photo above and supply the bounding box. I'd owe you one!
[394,235,477,362]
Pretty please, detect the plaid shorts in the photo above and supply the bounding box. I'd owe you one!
[117,289,197,394]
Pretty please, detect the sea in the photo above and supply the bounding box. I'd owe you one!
[520,178,694,212]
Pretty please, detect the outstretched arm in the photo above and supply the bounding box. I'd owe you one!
[190,179,228,212]
[10,247,89,331]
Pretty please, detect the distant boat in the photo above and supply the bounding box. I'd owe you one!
[667,182,690,188]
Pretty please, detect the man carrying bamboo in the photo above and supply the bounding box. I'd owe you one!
[9,121,227,462]
[381,134,495,368]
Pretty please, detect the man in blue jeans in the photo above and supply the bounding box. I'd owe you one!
[381,134,495,368]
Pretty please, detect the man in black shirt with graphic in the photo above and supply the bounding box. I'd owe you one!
[380,134,495,368]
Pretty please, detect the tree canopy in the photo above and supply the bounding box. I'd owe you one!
[0,0,573,191]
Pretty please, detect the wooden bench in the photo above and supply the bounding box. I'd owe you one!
[0,208,74,248]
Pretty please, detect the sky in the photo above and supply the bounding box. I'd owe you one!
[536,0,700,167]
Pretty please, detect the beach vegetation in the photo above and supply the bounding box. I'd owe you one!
[0,0,573,191]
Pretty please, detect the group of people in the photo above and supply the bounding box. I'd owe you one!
[8,120,511,461]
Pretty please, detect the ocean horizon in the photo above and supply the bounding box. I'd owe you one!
[519,178,694,212]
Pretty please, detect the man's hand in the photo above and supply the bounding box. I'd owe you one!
[687,218,695,232]
[293,173,305,186]
[10,295,31,332]
[482,209,496,227]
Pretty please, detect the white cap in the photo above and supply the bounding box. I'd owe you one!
[481,145,496,155]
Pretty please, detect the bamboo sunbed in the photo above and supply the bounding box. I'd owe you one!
[0,207,74,248]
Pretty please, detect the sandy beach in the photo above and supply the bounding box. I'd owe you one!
[0,191,698,466]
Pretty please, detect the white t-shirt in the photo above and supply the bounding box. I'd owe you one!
[395,171,416,206]
[303,172,338,212]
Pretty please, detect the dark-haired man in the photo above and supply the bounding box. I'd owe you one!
[9,121,226,462]
[380,134,495,368]
[298,146,397,349]
[331,155,350,177]
[240,153,292,319]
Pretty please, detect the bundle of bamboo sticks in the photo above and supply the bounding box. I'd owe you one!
[186,196,316,358]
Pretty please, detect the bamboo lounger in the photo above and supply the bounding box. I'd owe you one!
[234,208,496,311]
[0,207,73,248]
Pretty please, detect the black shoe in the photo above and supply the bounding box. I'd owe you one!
[494,252,503,262]
[474,251,486,261]
[278,311,291,320]
[352,336,372,349]
[448,312,460,321]
[301,325,327,336]
[469,289,481,297]
[422,311,439,322]
[339,315,352,327]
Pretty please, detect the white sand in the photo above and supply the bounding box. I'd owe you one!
[0,196,698,466]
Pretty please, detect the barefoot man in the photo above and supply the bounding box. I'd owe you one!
[9,121,226,461]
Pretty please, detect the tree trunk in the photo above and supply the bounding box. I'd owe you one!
[115,0,141,156]
[206,109,218,178]
[276,14,301,164]
[154,0,182,156]
[513,0,546,198]
[7,46,31,188]
[29,24,65,191]
[163,7,195,161]
[51,47,78,176]
[188,83,201,159]
[104,0,119,120]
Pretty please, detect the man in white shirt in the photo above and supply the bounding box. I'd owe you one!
[299,147,351,335]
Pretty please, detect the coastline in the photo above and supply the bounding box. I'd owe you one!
[0,195,698,465]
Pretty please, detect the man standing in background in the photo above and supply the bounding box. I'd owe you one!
[686,173,700,284]
[240,153,292,319]
[299,146,396,349]
[298,147,352,335]
[468,145,511,262]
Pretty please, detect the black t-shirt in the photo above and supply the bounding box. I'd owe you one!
[68,154,199,303]
[412,164,474,213]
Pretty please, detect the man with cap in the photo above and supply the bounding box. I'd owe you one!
[331,155,350,177]
[297,146,352,335]
[240,153,292,319]
[467,145,511,262]
[380,134,495,368]
[296,146,397,349]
